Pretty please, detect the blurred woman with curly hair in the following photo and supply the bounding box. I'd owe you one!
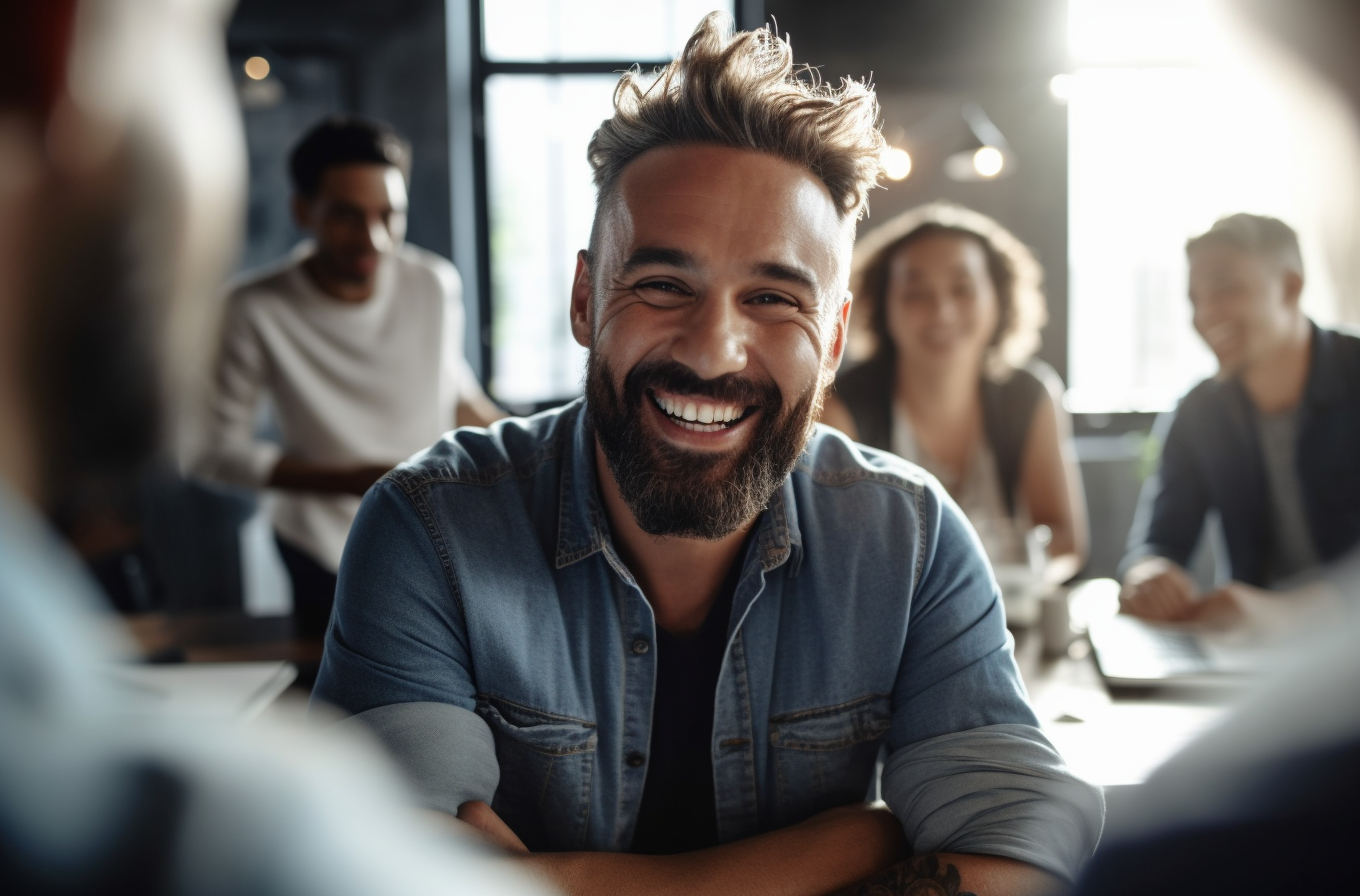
[823,203,1088,581]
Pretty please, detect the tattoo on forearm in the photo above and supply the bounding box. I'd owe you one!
[831,854,978,896]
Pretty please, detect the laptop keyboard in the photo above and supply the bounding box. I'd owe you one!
[1089,614,1217,679]
[1143,628,1212,672]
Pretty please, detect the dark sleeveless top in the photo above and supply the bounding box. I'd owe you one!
[832,351,1051,519]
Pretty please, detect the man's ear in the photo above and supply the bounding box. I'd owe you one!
[290,194,312,232]
[1282,269,1304,308]
[570,250,595,349]
[827,291,852,371]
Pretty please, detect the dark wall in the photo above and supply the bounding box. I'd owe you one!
[227,0,451,273]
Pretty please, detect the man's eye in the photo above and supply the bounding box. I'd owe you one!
[748,293,798,308]
[635,281,691,305]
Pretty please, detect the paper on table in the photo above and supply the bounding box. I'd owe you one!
[100,661,298,721]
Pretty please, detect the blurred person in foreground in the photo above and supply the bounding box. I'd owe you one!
[0,0,548,892]
[311,14,1102,896]
[1119,213,1360,629]
[823,203,1088,584]
[192,116,503,635]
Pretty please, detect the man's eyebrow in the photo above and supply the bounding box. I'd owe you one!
[752,261,818,294]
[620,247,696,274]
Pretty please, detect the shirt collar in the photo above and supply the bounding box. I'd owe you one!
[554,400,804,577]
[554,400,612,569]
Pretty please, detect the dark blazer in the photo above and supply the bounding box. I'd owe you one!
[833,351,1050,518]
[1123,323,1360,587]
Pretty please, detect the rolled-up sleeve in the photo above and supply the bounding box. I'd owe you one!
[882,725,1103,881]
[330,703,499,815]
[313,479,499,812]
[882,486,1104,881]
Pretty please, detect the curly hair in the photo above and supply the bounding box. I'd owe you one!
[586,11,885,244]
[848,202,1048,378]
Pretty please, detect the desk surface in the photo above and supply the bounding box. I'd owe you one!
[124,611,323,721]
[126,611,324,664]
[1009,579,1247,789]
[1021,638,1234,787]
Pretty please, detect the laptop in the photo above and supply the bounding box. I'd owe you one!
[1087,611,1280,689]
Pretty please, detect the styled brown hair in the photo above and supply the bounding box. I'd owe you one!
[586,11,885,247]
[849,202,1048,377]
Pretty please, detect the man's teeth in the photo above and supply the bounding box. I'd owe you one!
[655,395,742,424]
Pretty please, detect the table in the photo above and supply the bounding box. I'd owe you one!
[124,611,325,721]
[1020,636,1234,788]
[126,611,324,664]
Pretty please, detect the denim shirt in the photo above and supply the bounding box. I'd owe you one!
[312,401,1103,880]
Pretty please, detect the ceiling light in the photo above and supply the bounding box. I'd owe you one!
[883,147,913,181]
[973,146,1005,178]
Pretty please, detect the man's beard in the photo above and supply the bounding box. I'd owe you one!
[586,354,820,540]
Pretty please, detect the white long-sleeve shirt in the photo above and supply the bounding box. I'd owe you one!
[194,242,480,571]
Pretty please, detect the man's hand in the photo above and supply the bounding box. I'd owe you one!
[457,800,529,854]
[1120,556,1198,620]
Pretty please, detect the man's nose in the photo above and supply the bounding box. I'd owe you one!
[670,295,749,380]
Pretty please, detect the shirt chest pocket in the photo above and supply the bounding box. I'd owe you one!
[768,693,891,826]
[476,695,596,851]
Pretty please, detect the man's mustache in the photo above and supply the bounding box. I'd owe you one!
[623,359,779,409]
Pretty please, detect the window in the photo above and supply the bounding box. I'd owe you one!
[1065,0,1343,413]
[470,0,745,405]
[484,74,615,403]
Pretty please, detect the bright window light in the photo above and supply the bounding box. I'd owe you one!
[485,74,617,403]
[484,0,723,62]
[1068,0,1214,66]
[1066,60,1341,413]
[1049,73,1073,102]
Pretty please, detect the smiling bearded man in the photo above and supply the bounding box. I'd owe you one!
[312,13,1103,896]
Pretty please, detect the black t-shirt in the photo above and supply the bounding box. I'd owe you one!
[629,548,745,854]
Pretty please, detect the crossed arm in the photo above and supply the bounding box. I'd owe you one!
[451,800,1064,896]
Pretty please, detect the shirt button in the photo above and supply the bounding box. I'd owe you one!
[626,751,647,768]
[631,638,650,655]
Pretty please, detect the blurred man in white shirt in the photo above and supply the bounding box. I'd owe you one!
[193,117,503,632]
